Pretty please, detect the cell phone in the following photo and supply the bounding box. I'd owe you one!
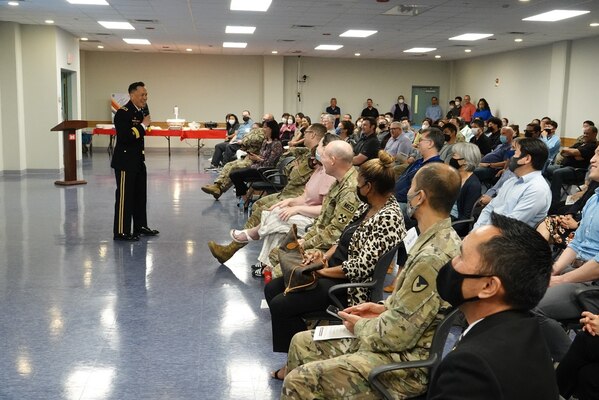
[326,305,343,320]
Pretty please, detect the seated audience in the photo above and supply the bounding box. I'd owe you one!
[268,141,360,277]
[485,117,503,149]
[221,135,339,273]
[227,120,283,204]
[267,151,406,377]
[376,116,391,149]
[279,163,461,399]
[545,125,598,213]
[208,113,240,170]
[207,124,327,264]
[279,114,296,146]
[200,126,265,200]
[338,120,356,147]
[556,311,599,400]
[524,122,542,139]
[400,119,416,142]
[469,118,492,156]
[384,121,412,161]
[474,137,550,229]
[321,113,336,134]
[535,145,599,361]
[473,126,515,186]
[352,117,380,166]
[428,213,558,400]
[289,116,311,148]
[541,119,561,166]
[449,142,482,235]
[439,122,459,163]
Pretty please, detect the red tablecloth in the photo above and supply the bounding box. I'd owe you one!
[92,128,226,141]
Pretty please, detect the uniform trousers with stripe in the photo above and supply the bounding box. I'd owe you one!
[113,164,148,235]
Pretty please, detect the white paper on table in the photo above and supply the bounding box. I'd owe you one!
[403,227,418,254]
[260,299,269,309]
[565,195,576,206]
[313,325,355,341]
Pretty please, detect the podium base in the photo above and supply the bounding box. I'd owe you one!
[54,180,87,186]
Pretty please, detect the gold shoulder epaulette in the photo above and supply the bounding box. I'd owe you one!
[120,106,128,111]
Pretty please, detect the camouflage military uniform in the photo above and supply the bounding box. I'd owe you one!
[244,148,313,229]
[269,167,360,277]
[214,128,264,192]
[281,218,461,399]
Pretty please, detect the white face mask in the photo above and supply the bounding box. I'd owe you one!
[455,101,461,106]
[228,119,235,125]
[357,121,363,128]
[287,119,294,125]
[422,123,430,129]
[471,127,480,135]
[281,118,286,123]
[398,99,404,104]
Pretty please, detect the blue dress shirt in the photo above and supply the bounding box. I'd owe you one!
[569,188,599,263]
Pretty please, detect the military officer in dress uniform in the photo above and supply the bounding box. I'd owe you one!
[112,81,159,241]
[280,163,462,399]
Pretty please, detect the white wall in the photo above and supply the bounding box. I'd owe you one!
[564,35,599,137]
[283,56,451,121]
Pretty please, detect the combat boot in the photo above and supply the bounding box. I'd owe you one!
[201,183,222,200]
[207,240,246,264]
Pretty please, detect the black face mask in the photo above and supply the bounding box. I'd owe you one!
[378,123,387,130]
[524,130,533,138]
[449,157,462,170]
[444,134,451,142]
[356,185,369,204]
[242,116,250,122]
[436,261,491,307]
[508,154,525,172]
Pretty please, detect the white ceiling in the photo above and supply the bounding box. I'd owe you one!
[2,0,599,60]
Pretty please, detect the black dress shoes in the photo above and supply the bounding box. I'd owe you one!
[135,226,160,236]
[114,233,140,241]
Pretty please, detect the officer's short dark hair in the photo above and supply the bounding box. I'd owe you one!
[478,213,552,310]
[413,163,460,215]
[422,128,445,152]
[363,117,376,128]
[309,123,327,139]
[488,117,503,128]
[516,137,548,171]
[128,82,145,93]
[583,120,595,126]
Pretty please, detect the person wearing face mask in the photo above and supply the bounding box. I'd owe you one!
[474,137,550,229]
[279,113,297,147]
[448,96,462,119]
[428,212,558,400]
[376,117,391,148]
[439,123,459,163]
[540,120,561,166]
[449,143,482,236]
[280,162,460,398]
[266,151,405,381]
[206,113,241,170]
[473,126,515,186]
[469,119,492,156]
[390,95,410,122]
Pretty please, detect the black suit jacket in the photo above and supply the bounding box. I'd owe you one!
[427,310,559,400]
[111,100,146,172]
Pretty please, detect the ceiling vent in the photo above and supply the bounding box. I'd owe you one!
[291,24,317,29]
[132,19,159,24]
[277,39,296,42]
[382,4,427,16]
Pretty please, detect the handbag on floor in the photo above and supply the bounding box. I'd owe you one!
[279,224,324,295]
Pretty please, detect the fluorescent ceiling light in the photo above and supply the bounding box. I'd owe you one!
[230,0,271,12]
[223,42,247,48]
[80,37,88,41]
[514,38,523,42]
[404,47,436,53]
[449,33,493,41]
[97,45,104,49]
[354,53,361,56]
[340,29,377,38]
[271,50,278,54]
[8,1,19,6]
[186,48,192,52]
[315,44,343,51]
[98,21,135,30]
[465,49,472,53]
[67,0,109,5]
[435,55,441,59]
[591,23,599,27]
[225,25,256,34]
[123,38,151,45]
[523,10,589,22]
[45,20,55,24]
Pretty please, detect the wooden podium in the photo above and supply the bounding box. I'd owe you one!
[51,120,88,186]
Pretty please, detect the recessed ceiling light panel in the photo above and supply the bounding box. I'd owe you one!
[315,44,343,50]
[404,47,436,53]
[340,29,377,38]
[230,0,272,12]
[98,21,135,30]
[123,38,151,45]
[449,33,493,41]
[225,26,256,34]
[223,42,247,48]
[67,0,109,5]
[523,10,590,22]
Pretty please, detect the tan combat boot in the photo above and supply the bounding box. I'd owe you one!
[207,241,247,264]
[201,183,222,200]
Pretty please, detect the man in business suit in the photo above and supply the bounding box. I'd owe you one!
[112,81,159,241]
[428,212,559,400]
